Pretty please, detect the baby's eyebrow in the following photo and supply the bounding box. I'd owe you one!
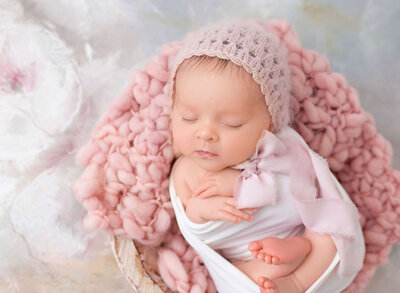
[221,110,246,115]
[172,95,199,110]
[177,104,197,113]
[174,100,196,110]
[219,107,252,116]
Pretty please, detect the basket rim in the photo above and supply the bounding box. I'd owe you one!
[111,235,166,293]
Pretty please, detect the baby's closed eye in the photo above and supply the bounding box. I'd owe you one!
[222,122,244,128]
[182,117,198,122]
[221,118,247,128]
[180,113,198,122]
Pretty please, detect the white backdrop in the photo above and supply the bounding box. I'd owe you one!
[0,0,399,292]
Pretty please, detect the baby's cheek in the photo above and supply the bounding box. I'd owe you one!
[172,130,192,155]
[226,138,255,162]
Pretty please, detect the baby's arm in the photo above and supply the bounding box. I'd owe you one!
[186,196,254,224]
[173,159,252,224]
[193,167,242,199]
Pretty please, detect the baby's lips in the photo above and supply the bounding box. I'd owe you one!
[196,150,218,157]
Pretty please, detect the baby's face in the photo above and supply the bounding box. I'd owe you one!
[171,63,272,173]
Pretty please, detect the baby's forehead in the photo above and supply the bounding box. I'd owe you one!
[175,56,263,99]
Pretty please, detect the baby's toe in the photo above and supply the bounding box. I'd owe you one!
[264,255,272,264]
[249,240,263,251]
[263,279,275,289]
[257,276,266,287]
[257,253,266,261]
[272,256,280,265]
[257,276,277,293]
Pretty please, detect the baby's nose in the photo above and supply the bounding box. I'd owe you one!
[196,125,218,141]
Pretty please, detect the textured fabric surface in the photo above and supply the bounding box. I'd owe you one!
[73,19,400,292]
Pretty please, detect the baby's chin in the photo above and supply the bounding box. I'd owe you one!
[193,158,229,173]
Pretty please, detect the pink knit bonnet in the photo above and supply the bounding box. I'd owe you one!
[169,19,292,131]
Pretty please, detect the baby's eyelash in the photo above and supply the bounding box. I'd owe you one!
[224,123,243,128]
[181,117,197,122]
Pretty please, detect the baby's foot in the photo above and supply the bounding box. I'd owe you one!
[248,236,311,265]
[257,276,278,293]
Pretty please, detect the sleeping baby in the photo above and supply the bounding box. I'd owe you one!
[168,20,365,293]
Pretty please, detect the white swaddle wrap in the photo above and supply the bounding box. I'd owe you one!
[171,177,358,293]
[175,173,304,263]
[169,127,365,292]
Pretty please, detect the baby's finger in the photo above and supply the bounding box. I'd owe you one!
[226,199,257,215]
[197,186,220,199]
[222,203,253,221]
[242,208,258,213]
[226,198,238,207]
[193,180,214,196]
[215,210,241,223]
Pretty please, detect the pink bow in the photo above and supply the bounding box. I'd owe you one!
[234,130,317,209]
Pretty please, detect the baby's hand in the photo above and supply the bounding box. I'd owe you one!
[193,168,241,199]
[187,196,254,223]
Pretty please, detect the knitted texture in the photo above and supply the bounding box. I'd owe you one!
[73,19,400,293]
[170,19,291,131]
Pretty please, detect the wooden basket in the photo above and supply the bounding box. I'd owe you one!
[111,236,173,293]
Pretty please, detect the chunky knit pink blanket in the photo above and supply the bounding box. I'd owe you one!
[73,19,400,292]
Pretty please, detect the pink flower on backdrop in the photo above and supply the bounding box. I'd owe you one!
[0,40,40,94]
